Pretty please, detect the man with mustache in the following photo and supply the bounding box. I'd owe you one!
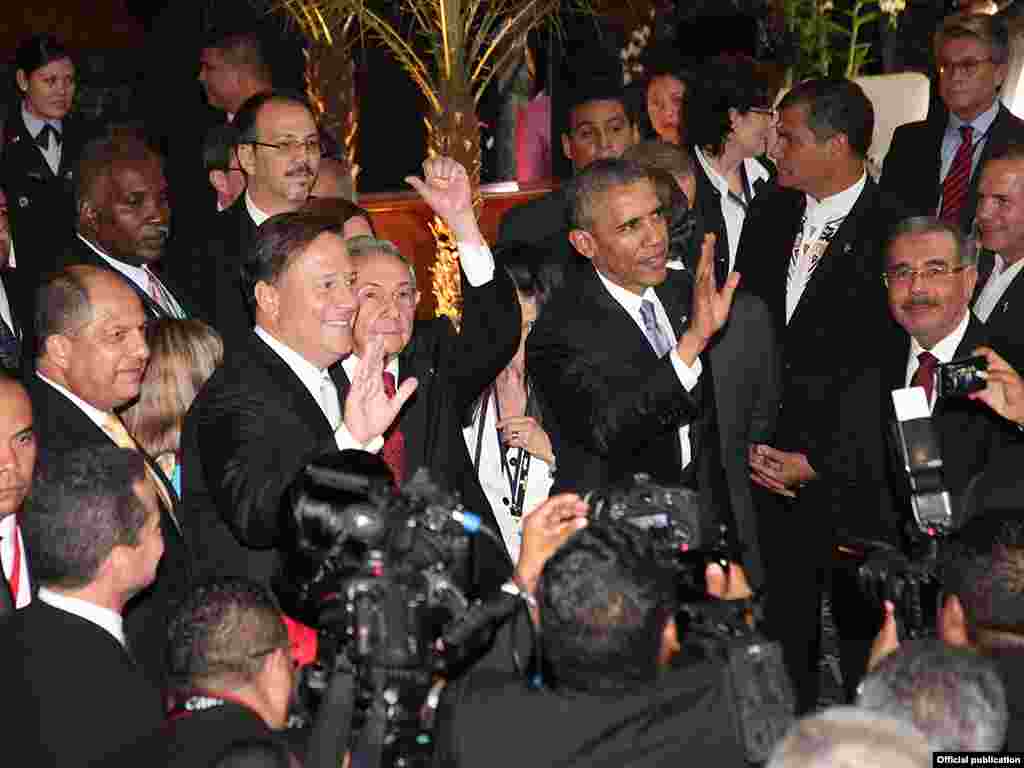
[189,91,321,350]
[61,129,192,322]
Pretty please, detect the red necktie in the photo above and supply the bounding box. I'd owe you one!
[940,125,974,226]
[2,524,22,612]
[381,372,406,486]
[912,351,939,404]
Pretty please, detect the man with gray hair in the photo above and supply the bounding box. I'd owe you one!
[881,12,1024,235]
[767,707,930,768]
[858,638,1008,752]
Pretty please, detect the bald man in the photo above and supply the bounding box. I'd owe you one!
[30,264,191,690]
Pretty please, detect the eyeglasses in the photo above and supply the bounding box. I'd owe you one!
[358,285,417,309]
[938,58,992,78]
[248,138,322,156]
[882,264,971,286]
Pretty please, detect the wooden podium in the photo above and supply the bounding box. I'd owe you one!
[360,180,555,319]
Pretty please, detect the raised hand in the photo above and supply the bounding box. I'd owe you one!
[513,493,588,595]
[969,346,1024,427]
[404,156,482,244]
[496,415,555,464]
[343,333,418,444]
[676,233,741,364]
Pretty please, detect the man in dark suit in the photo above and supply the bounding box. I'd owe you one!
[342,160,521,596]
[0,445,166,765]
[63,129,193,321]
[498,79,639,292]
[31,265,192,689]
[525,158,775,582]
[185,91,320,349]
[182,202,431,587]
[973,144,1024,369]
[0,190,34,374]
[0,372,35,614]
[735,78,892,711]
[881,13,1024,235]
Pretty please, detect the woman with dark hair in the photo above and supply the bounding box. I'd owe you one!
[464,252,554,563]
[639,46,691,146]
[302,195,375,239]
[687,54,777,280]
[1,34,85,279]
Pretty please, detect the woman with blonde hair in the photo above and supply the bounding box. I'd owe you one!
[121,318,223,494]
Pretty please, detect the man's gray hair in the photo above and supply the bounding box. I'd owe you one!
[857,639,1008,752]
[570,157,654,232]
[346,235,416,289]
[888,215,978,267]
[767,706,930,768]
[935,12,1010,67]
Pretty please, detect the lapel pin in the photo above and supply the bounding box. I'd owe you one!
[18,196,29,208]
[843,243,852,254]
[10,134,19,144]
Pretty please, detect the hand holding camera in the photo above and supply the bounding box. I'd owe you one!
[968,346,1024,427]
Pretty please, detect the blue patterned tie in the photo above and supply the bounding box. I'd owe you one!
[640,300,673,359]
[0,316,19,372]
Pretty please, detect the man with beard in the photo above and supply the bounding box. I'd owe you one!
[62,129,193,321]
[189,91,320,349]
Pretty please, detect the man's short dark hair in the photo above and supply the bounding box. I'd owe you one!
[538,521,676,692]
[204,123,242,173]
[35,266,93,357]
[941,509,1024,648]
[887,216,977,268]
[203,28,273,85]
[935,13,1010,67]
[74,127,161,214]
[234,90,314,146]
[570,157,654,232]
[687,54,776,156]
[778,78,874,159]
[563,77,632,135]
[168,579,288,690]
[241,211,343,315]
[25,445,149,589]
[858,638,1008,751]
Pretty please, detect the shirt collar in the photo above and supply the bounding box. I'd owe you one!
[21,102,62,137]
[594,268,660,318]
[694,148,771,199]
[37,586,126,646]
[909,309,971,364]
[992,252,1024,279]
[245,192,272,226]
[254,325,329,389]
[342,352,399,383]
[77,234,151,289]
[949,99,1000,137]
[36,372,113,432]
[805,172,867,223]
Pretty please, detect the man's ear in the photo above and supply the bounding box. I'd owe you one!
[659,617,681,666]
[79,199,99,235]
[568,228,596,261]
[43,334,73,372]
[208,170,229,196]
[236,143,257,177]
[254,280,278,320]
[939,593,970,647]
[15,70,28,95]
[562,133,574,163]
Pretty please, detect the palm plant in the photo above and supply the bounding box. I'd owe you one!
[280,0,605,323]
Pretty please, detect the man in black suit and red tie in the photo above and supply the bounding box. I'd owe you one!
[881,13,1024,235]
[0,445,167,766]
[0,371,36,615]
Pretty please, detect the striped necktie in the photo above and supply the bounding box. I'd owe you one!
[940,125,974,226]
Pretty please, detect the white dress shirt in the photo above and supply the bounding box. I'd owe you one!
[253,326,383,453]
[974,253,1024,322]
[0,513,31,608]
[694,148,771,273]
[905,311,971,412]
[0,272,16,337]
[37,587,125,646]
[786,173,867,324]
[245,193,272,226]
[77,234,185,318]
[22,104,62,175]
[595,270,702,470]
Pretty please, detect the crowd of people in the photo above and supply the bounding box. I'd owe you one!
[4,9,1024,767]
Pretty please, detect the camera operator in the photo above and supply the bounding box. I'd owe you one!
[868,509,1024,750]
[433,497,753,768]
[153,578,352,767]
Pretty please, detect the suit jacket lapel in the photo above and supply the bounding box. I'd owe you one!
[251,334,336,441]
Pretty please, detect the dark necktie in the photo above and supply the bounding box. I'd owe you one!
[381,372,406,485]
[34,123,61,149]
[940,125,974,226]
[0,315,19,372]
[912,351,939,404]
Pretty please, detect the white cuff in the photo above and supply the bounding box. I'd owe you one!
[335,423,385,454]
[457,241,495,287]
[669,349,702,392]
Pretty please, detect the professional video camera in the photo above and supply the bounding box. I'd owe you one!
[279,450,489,768]
[588,474,795,764]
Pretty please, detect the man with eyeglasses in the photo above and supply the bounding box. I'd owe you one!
[191,90,321,350]
[881,13,1024,235]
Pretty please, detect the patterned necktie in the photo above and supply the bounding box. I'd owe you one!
[101,413,178,526]
[912,351,939,405]
[940,125,974,226]
[381,372,406,485]
[142,266,182,318]
[320,371,341,430]
[639,300,673,359]
[0,315,19,372]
